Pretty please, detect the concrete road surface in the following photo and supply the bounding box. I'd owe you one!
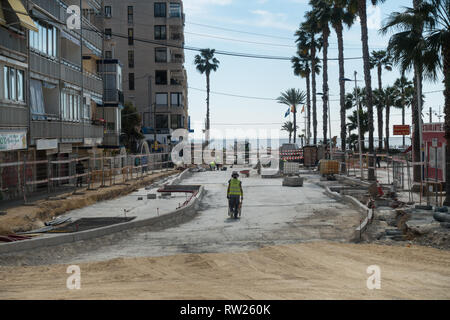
[0,169,361,266]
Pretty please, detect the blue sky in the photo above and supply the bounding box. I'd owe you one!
[182,0,445,141]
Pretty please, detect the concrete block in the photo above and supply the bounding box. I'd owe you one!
[282,176,304,187]
[147,194,157,200]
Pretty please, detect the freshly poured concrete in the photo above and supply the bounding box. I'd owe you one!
[0,168,362,265]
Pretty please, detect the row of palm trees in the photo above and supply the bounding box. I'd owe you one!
[289,0,449,197]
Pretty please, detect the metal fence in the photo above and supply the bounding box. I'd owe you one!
[0,153,172,204]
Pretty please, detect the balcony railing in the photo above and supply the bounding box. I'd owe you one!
[102,132,120,147]
[0,28,27,55]
[29,52,59,78]
[103,89,124,104]
[31,0,61,20]
[31,120,103,140]
[0,104,28,127]
[83,72,103,94]
[61,63,82,87]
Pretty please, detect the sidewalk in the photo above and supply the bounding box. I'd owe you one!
[0,169,178,236]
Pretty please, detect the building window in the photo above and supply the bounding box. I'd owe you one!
[128,50,134,68]
[105,28,112,40]
[171,114,183,129]
[154,25,166,40]
[83,97,90,120]
[155,93,168,106]
[154,2,166,17]
[60,91,81,121]
[105,50,112,59]
[127,6,133,24]
[3,66,24,102]
[155,48,167,63]
[170,3,181,18]
[129,73,135,90]
[128,28,134,45]
[156,114,168,129]
[105,6,112,18]
[155,70,167,85]
[29,22,57,57]
[170,93,182,107]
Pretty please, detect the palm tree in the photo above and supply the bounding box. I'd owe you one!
[380,0,430,183]
[309,0,332,144]
[347,107,369,149]
[329,0,357,151]
[370,50,393,150]
[277,89,307,144]
[194,49,220,144]
[382,86,398,152]
[393,75,415,147]
[354,0,386,180]
[298,20,322,145]
[282,121,298,143]
[413,0,449,203]
[292,51,321,145]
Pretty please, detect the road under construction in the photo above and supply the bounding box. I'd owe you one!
[0,166,450,299]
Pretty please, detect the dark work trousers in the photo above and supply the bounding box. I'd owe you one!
[228,195,241,214]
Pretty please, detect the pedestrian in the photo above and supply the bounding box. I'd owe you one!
[227,171,243,218]
[76,161,84,187]
[376,155,381,168]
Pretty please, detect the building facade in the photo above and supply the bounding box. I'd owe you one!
[0,0,123,200]
[103,0,188,152]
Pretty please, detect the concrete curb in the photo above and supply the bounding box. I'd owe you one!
[0,172,203,255]
[337,175,371,188]
[321,184,372,240]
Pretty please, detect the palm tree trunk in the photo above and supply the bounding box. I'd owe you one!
[335,22,346,152]
[322,26,329,146]
[293,106,297,144]
[385,104,390,152]
[206,72,210,144]
[442,43,450,205]
[311,44,318,145]
[377,65,383,151]
[306,72,311,145]
[358,0,375,180]
[412,0,423,183]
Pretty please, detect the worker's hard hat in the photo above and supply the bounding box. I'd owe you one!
[232,171,239,178]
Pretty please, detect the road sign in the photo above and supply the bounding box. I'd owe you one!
[393,125,411,136]
[432,138,438,147]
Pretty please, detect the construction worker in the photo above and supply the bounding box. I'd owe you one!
[227,171,243,217]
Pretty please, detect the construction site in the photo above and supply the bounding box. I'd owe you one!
[0,145,450,300]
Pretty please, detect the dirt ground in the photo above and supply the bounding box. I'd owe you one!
[1,241,449,300]
[0,170,177,236]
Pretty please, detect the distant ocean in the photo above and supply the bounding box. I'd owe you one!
[193,137,412,150]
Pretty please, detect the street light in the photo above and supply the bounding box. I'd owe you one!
[341,73,364,180]
[317,92,332,160]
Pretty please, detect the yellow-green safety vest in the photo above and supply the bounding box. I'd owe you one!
[228,178,242,196]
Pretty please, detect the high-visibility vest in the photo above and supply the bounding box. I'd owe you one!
[228,178,242,196]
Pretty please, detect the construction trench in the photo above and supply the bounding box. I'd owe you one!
[1,165,450,299]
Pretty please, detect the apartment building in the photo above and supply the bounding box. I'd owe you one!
[0,0,124,199]
[103,0,188,152]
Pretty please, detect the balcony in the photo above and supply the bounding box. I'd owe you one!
[103,89,124,105]
[61,60,82,87]
[102,132,120,147]
[0,27,27,56]
[0,104,28,127]
[83,72,103,94]
[31,120,103,141]
[31,0,61,21]
[29,52,59,78]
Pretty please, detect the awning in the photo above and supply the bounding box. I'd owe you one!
[91,96,103,105]
[6,0,38,32]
